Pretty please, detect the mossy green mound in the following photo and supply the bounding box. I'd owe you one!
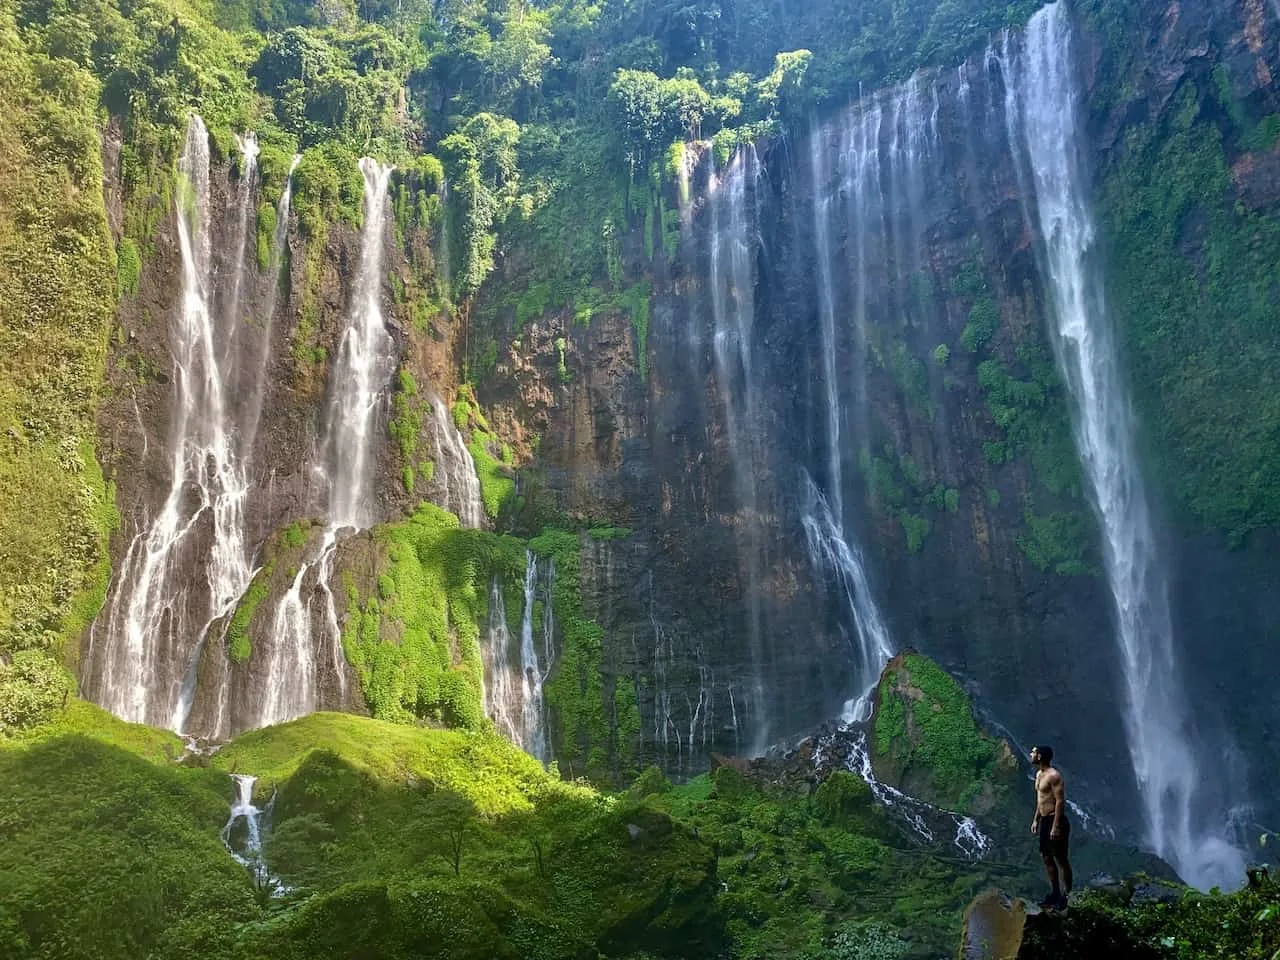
[0,731,256,960]
[211,711,564,813]
[871,652,1018,814]
[3,709,726,959]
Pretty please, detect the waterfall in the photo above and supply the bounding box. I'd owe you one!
[326,159,397,529]
[800,475,894,721]
[484,577,520,742]
[708,147,769,753]
[430,397,484,528]
[242,153,301,456]
[809,123,844,523]
[798,78,942,718]
[221,774,279,891]
[518,553,548,762]
[1006,1,1244,889]
[481,553,551,761]
[197,153,302,740]
[89,117,260,729]
[255,159,397,730]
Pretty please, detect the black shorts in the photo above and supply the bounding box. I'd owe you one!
[1038,814,1070,858]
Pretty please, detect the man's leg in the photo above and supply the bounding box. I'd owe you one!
[1041,854,1061,901]
[1055,824,1073,902]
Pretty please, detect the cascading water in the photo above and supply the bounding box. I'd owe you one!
[1006,1,1244,889]
[517,553,549,762]
[254,159,398,730]
[799,78,943,716]
[484,577,520,741]
[88,117,260,729]
[809,123,844,522]
[430,397,484,529]
[708,147,769,753]
[327,159,397,530]
[221,774,279,891]
[190,150,304,739]
[800,476,894,722]
[482,553,551,761]
[242,153,301,455]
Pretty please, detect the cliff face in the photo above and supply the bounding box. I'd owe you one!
[477,0,1280,833]
[83,137,484,738]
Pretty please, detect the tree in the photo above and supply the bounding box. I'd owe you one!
[421,791,477,876]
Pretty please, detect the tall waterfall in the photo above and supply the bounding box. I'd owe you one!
[89,117,262,729]
[255,159,397,729]
[797,77,942,716]
[192,151,302,738]
[1007,1,1243,889]
[708,147,769,753]
[482,552,552,761]
[800,476,894,722]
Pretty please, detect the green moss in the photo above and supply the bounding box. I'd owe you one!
[1017,510,1095,576]
[587,526,632,541]
[960,296,999,353]
[0,733,256,960]
[389,368,422,463]
[469,437,517,519]
[619,281,651,379]
[339,503,524,726]
[872,654,1010,811]
[0,16,118,688]
[1097,81,1280,542]
[529,528,637,783]
[897,511,930,553]
[255,201,277,272]
[2,698,183,760]
[116,237,142,297]
[555,336,569,383]
[227,565,272,664]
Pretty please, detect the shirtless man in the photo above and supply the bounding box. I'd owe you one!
[1029,745,1071,909]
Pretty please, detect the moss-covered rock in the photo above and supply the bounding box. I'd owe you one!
[870,652,1018,814]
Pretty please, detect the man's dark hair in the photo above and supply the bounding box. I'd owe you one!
[1035,745,1054,765]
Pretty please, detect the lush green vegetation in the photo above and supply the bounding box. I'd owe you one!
[943,254,1097,573]
[340,502,524,726]
[1,710,721,960]
[531,528,640,783]
[335,501,633,784]
[5,690,1273,960]
[0,706,252,960]
[871,653,1015,812]
[0,5,119,727]
[1093,75,1280,544]
[1018,877,1280,960]
[227,566,273,664]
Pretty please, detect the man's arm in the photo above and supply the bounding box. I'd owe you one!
[1050,774,1066,837]
[1030,774,1041,834]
